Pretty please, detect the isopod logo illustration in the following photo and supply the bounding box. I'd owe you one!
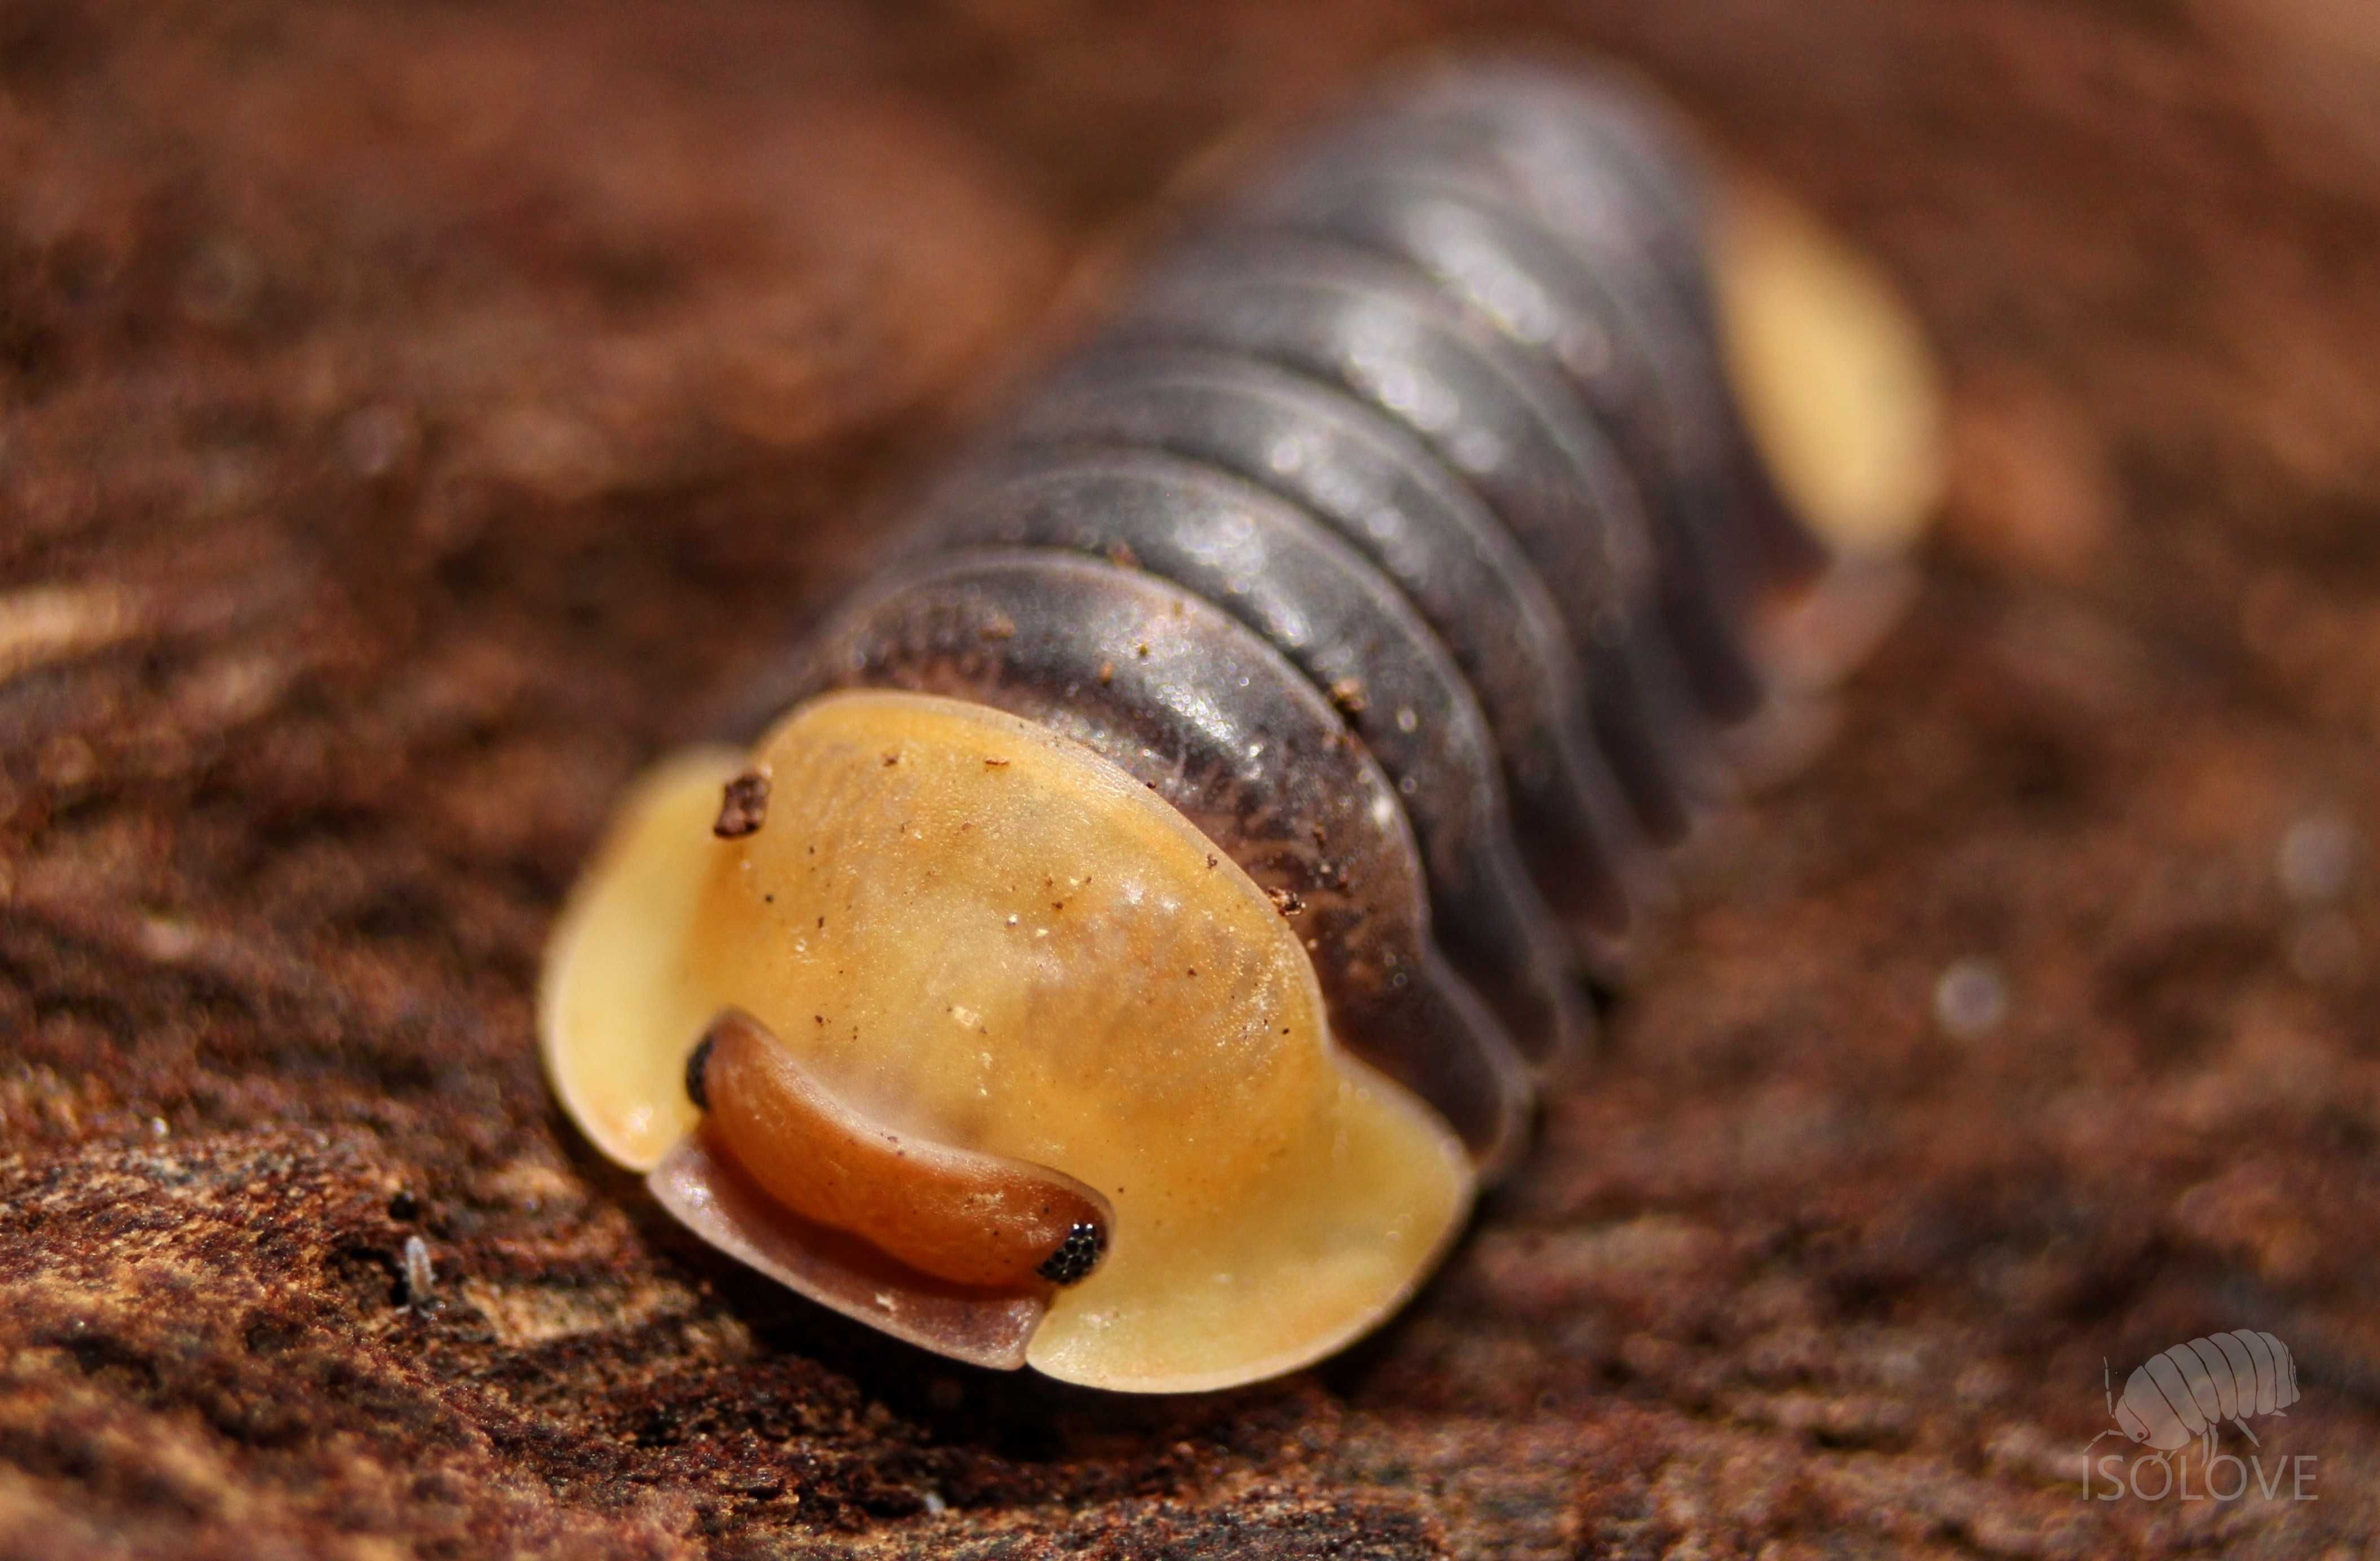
[2082,1332,2317,1503]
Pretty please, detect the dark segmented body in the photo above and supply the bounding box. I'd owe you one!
[754,59,1824,1174]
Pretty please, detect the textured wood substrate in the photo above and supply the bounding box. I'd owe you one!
[7,2,2380,1556]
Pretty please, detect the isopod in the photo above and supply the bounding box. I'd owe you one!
[539,55,1944,1392]
[2094,1332,2301,1458]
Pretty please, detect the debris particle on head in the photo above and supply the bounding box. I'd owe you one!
[713,772,771,838]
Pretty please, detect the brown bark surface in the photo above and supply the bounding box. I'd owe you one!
[7,3,2380,1556]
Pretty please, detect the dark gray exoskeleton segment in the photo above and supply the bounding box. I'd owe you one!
[738,58,1829,1179]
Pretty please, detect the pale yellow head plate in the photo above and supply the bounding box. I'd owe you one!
[540,690,1473,1392]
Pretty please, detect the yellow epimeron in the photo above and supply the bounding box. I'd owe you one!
[1716,177,1946,561]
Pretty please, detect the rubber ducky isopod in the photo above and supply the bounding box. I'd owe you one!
[540,55,1945,1394]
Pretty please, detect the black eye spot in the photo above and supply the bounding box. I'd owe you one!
[1036,1221,1107,1286]
[683,1033,715,1110]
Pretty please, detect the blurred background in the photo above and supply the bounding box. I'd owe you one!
[4,4,2380,1558]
